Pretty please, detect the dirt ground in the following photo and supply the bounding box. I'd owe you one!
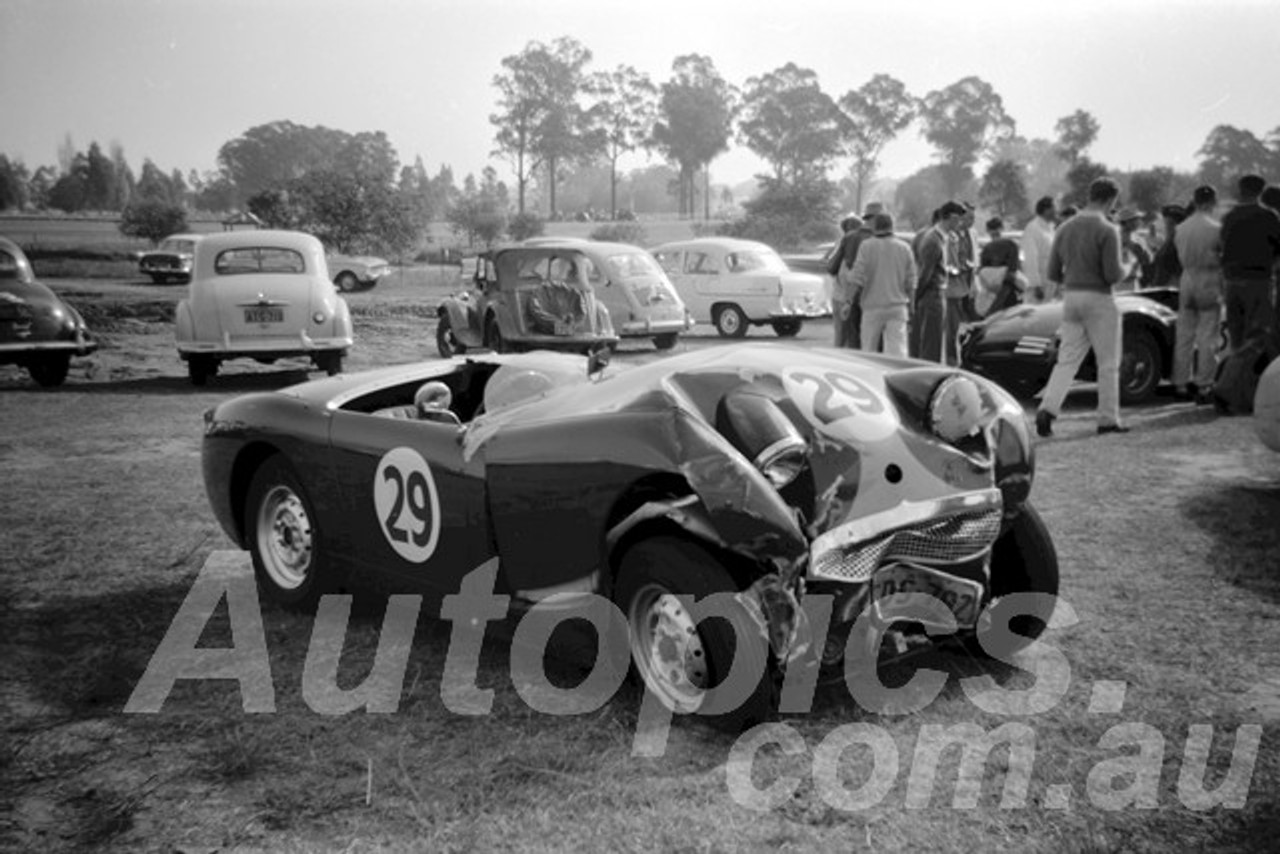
[2,272,1279,852]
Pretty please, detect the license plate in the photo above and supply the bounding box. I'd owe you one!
[244,307,283,324]
[553,319,572,336]
[872,563,983,627]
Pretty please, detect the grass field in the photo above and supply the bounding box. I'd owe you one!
[1,276,1278,851]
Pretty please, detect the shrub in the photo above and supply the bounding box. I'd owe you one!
[507,212,545,242]
[119,201,189,245]
[588,222,647,245]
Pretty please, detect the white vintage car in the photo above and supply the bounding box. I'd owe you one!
[175,230,353,385]
[327,252,392,292]
[650,237,830,338]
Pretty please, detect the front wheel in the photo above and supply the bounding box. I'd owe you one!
[437,313,464,358]
[244,455,331,610]
[713,304,748,339]
[969,504,1059,659]
[771,318,803,338]
[1119,327,1162,405]
[653,332,679,351]
[615,536,775,731]
[28,353,71,387]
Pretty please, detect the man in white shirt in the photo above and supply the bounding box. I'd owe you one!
[1021,196,1057,303]
[851,213,916,357]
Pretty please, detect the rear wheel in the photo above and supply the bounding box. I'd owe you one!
[1119,327,1162,404]
[244,455,330,610]
[615,536,775,731]
[316,351,343,376]
[28,353,71,387]
[771,318,803,338]
[713,304,748,339]
[969,504,1059,658]
[335,272,359,293]
[437,313,464,358]
[653,332,679,351]
[187,356,217,386]
[485,315,508,353]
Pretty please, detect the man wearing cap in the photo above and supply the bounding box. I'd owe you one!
[1116,208,1153,291]
[826,213,862,348]
[1219,173,1280,353]
[1034,177,1129,437]
[1171,185,1224,403]
[1150,204,1188,289]
[911,200,966,362]
[850,213,916,358]
[1021,196,1057,303]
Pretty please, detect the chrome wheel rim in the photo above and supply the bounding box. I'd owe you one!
[256,485,313,590]
[628,584,708,712]
[1122,345,1154,395]
[719,310,741,336]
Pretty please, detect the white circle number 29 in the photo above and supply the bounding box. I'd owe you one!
[373,447,440,563]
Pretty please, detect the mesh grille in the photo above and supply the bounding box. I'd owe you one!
[812,506,1004,582]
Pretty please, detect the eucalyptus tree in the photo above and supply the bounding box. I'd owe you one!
[917,76,1015,198]
[837,73,915,212]
[588,64,657,218]
[651,54,736,219]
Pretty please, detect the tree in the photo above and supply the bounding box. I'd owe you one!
[217,120,353,204]
[136,158,175,204]
[1062,158,1110,208]
[589,64,657,218]
[894,165,948,231]
[27,165,57,210]
[110,142,136,210]
[917,76,1014,198]
[0,155,30,211]
[721,176,838,249]
[837,74,915,212]
[48,153,89,213]
[652,54,736,219]
[979,159,1029,220]
[989,135,1067,211]
[119,199,188,244]
[85,142,115,210]
[737,63,844,189]
[1126,167,1176,214]
[1054,109,1100,165]
[1197,124,1272,190]
[447,171,508,247]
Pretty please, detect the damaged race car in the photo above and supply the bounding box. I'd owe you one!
[201,345,1055,728]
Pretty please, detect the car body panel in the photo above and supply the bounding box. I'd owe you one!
[138,233,200,283]
[0,235,98,369]
[1255,355,1280,451]
[327,253,392,291]
[651,238,830,325]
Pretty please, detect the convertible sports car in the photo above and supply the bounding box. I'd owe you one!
[202,345,1055,726]
[1,235,97,386]
[960,288,1179,404]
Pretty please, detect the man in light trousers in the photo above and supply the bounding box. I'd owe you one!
[1172,185,1224,403]
[1035,177,1128,437]
[851,213,916,357]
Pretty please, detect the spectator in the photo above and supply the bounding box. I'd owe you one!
[1149,203,1188,288]
[1059,205,1079,221]
[1021,196,1058,304]
[850,212,916,358]
[1171,186,1224,403]
[975,217,1026,317]
[911,200,965,362]
[944,203,981,364]
[1116,208,1154,291]
[1034,177,1128,436]
[826,213,862,348]
[913,207,941,259]
[1219,174,1280,352]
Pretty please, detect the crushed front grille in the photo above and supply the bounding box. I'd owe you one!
[812,506,1004,582]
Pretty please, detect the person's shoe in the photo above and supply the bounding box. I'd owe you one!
[1035,409,1056,437]
[1097,423,1131,435]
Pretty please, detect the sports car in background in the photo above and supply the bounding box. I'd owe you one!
[202,344,1056,727]
[0,235,97,386]
[328,252,392,292]
[960,288,1178,404]
[138,233,200,284]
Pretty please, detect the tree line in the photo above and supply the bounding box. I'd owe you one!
[2,37,1279,252]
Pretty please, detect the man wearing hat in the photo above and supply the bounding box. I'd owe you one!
[1149,203,1188,289]
[1116,207,1153,291]
[849,212,916,358]
[911,200,966,362]
[1171,185,1224,403]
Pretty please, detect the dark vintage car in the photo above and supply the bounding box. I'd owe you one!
[202,344,1056,727]
[436,244,618,357]
[960,288,1179,404]
[0,236,97,386]
[138,233,200,284]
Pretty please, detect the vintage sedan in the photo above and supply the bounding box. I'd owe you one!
[138,233,201,284]
[0,236,97,386]
[202,344,1055,727]
[651,238,830,338]
[780,241,837,277]
[328,252,392,293]
[175,230,353,385]
[435,244,618,357]
[960,288,1178,404]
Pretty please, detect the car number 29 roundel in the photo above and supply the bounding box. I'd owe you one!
[373,447,441,563]
[782,367,897,443]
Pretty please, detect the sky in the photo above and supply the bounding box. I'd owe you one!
[2,0,1278,191]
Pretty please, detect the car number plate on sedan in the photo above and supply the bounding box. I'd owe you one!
[872,563,983,627]
[244,307,284,324]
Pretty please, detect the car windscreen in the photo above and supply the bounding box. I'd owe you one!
[603,252,666,282]
[724,249,788,274]
[214,247,307,275]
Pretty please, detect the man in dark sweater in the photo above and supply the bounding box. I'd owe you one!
[1219,173,1280,352]
[1034,177,1128,437]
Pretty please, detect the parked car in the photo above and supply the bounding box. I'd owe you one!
[328,252,392,292]
[138,233,201,284]
[780,241,837,277]
[520,238,691,350]
[435,243,618,357]
[651,238,830,338]
[0,236,97,386]
[959,288,1178,404]
[1254,354,1280,451]
[201,343,1053,727]
[175,229,353,385]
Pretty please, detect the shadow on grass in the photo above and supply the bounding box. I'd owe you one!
[1181,482,1280,605]
[0,368,317,395]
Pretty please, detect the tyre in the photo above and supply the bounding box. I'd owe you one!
[187,356,216,386]
[713,304,748,339]
[1119,327,1162,405]
[316,351,343,376]
[970,503,1059,658]
[149,273,168,285]
[335,272,359,293]
[615,536,775,731]
[437,313,464,358]
[771,318,803,338]
[485,315,507,353]
[652,332,678,351]
[28,353,71,387]
[244,455,330,610]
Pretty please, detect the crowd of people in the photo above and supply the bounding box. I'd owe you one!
[825,173,1280,436]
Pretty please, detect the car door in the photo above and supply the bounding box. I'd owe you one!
[327,410,495,608]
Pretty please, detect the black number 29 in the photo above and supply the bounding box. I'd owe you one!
[381,465,432,547]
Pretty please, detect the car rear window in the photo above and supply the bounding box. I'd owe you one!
[0,249,18,279]
[214,247,306,275]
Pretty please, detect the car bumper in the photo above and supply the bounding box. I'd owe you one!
[0,337,98,358]
[618,318,690,336]
[178,333,353,357]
